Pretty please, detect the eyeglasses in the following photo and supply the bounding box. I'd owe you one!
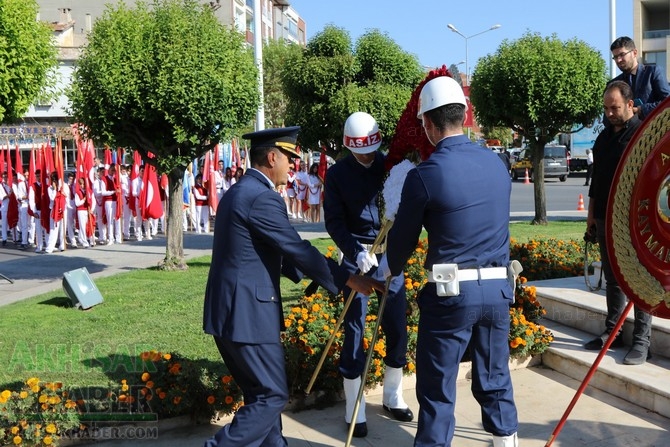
[612,49,633,60]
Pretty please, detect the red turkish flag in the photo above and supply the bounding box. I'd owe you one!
[463,85,474,128]
[14,144,23,180]
[140,153,163,220]
[6,145,18,229]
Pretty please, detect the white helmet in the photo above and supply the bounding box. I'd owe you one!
[417,76,467,118]
[343,112,382,154]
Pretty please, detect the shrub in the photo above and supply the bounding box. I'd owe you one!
[0,378,79,447]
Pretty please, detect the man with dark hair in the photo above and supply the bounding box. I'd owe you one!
[609,36,670,120]
[203,126,382,447]
[583,80,652,365]
[380,76,519,447]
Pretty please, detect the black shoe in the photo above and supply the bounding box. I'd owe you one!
[623,345,652,365]
[584,183,589,186]
[1,240,6,246]
[584,332,624,350]
[383,404,414,422]
[349,422,367,438]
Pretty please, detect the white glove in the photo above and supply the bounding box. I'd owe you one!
[356,250,378,274]
[377,254,392,280]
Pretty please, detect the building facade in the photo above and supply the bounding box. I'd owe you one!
[634,0,669,78]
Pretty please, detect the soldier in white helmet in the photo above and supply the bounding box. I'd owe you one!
[380,76,519,447]
[323,112,414,438]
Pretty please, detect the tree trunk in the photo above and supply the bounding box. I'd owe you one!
[159,168,187,270]
[531,140,548,225]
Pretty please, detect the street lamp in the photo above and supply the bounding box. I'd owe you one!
[447,23,501,85]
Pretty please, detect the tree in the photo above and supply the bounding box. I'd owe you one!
[0,0,58,123]
[481,126,514,147]
[68,0,259,269]
[263,39,303,128]
[470,32,607,224]
[283,26,424,157]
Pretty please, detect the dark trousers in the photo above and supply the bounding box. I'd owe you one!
[204,337,288,447]
[596,219,652,347]
[414,280,518,446]
[584,164,593,185]
[339,260,408,379]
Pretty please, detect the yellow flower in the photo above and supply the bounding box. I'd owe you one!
[11,426,19,435]
[13,435,22,445]
[46,423,57,434]
[1,389,11,399]
[43,436,53,445]
[163,353,172,360]
[38,394,48,403]
[26,377,40,388]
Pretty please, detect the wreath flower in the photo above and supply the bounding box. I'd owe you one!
[385,65,455,171]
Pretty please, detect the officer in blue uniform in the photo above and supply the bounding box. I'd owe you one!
[380,77,519,447]
[203,126,382,447]
[323,112,413,438]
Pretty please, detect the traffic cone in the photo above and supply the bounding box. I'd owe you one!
[577,193,585,211]
[524,168,530,184]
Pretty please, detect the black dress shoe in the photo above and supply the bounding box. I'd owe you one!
[383,404,414,422]
[349,422,367,438]
[583,332,624,351]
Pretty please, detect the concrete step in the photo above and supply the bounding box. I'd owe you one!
[531,276,670,419]
[531,276,670,357]
[540,320,670,419]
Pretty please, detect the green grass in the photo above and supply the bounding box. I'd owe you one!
[0,221,585,390]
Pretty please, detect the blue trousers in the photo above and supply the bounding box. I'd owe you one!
[339,260,408,379]
[205,337,288,447]
[414,279,518,447]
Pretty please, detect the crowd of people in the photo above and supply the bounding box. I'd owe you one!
[0,158,168,253]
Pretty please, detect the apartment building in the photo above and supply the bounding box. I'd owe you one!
[1,1,305,166]
[634,0,669,77]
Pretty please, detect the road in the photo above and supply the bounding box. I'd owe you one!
[511,171,589,214]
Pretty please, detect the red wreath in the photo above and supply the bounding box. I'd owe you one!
[385,65,454,171]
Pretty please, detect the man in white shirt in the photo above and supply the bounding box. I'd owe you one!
[0,171,11,246]
[12,174,29,249]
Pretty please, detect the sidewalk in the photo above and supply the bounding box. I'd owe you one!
[64,365,670,447]
[0,221,330,307]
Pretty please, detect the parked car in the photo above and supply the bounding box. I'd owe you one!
[511,144,569,182]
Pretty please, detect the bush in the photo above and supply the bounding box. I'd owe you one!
[510,237,599,280]
[0,378,79,447]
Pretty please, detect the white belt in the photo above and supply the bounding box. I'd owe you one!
[428,266,507,282]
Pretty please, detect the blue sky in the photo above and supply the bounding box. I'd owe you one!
[287,0,633,78]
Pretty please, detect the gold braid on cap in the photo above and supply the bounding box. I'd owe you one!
[275,141,297,150]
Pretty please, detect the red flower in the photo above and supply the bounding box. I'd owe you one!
[385,65,455,171]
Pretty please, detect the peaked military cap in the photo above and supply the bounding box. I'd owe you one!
[242,126,301,159]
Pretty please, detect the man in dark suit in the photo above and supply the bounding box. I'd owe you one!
[203,126,382,447]
[379,76,519,447]
[609,36,670,120]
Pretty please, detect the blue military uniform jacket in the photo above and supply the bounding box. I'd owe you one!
[386,135,511,275]
[323,151,385,262]
[203,169,349,344]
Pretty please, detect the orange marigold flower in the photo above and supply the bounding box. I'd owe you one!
[207,396,216,405]
[163,353,172,361]
[141,372,151,382]
[222,375,233,384]
[173,396,182,405]
[225,396,234,404]
[146,381,154,389]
